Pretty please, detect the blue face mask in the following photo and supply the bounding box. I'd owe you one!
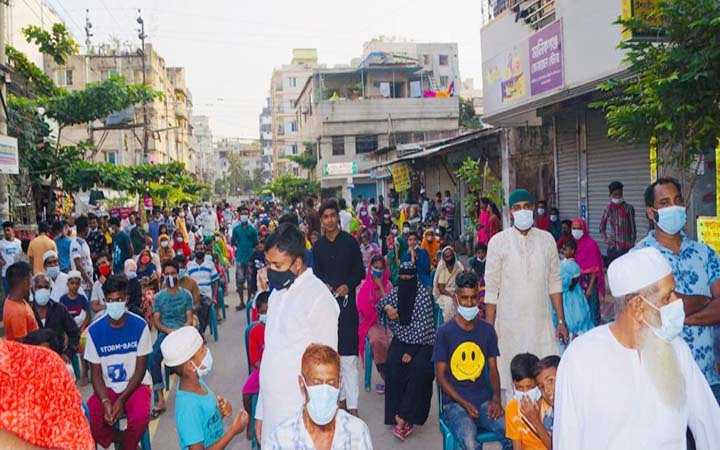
[656,206,686,235]
[457,305,479,321]
[106,301,126,320]
[371,268,384,278]
[303,378,339,425]
[259,314,267,324]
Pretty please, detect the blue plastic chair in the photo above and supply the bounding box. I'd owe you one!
[244,321,257,375]
[218,285,227,320]
[83,402,152,450]
[245,292,257,325]
[71,352,82,379]
[209,303,219,342]
[436,381,504,449]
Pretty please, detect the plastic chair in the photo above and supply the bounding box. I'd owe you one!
[249,394,260,450]
[363,336,373,391]
[83,402,152,450]
[218,285,227,320]
[208,303,219,342]
[245,293,257,325]
[71,352,82,380]
[243,321,257,375]
[436,383,504,450]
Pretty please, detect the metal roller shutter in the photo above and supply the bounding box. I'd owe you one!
[556,113,579,221]
[586,110,649,252]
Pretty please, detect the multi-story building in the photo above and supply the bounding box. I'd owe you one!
[5,0,64,70]
[191,115,213,182]
[479,0,691,244]
[269,49,318,178]
[213,138,263,183]
[295,42,460,201]
[258,97,273,182]
[44,44,196,171]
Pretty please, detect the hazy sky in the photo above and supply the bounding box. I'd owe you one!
[58,0,484,138]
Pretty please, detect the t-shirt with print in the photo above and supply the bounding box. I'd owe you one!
[187,260,218,299]
[433,317,499,411]
[84,312,152,393]
[0,238,22,277]
[59,293,90,326]
[69,237,93,283]
[153,288,193,331]
[175,382,224,449]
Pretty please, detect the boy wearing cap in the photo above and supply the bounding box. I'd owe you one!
[59,270,90,330]
[162,326,249,449]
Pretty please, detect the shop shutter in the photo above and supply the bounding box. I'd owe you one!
[556,113,579,221]
[586,110,650,252]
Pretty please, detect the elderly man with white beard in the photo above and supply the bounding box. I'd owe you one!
[554,247,720,450]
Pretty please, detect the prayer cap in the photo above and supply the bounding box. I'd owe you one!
[508,188,534,207]
[67,270,82,280]
[608,247,672,296]
[42,250,58,263]
[161,326,203,367]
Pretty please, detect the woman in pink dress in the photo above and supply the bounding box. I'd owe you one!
[476,197,502,245]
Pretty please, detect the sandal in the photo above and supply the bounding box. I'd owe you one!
[150,407,166,419]
[392,424,406,441]
[402,424,414,439]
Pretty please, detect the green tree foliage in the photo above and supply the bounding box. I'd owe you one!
[459,97,482,129]
[288,142,318,170]
[22,24,79,65]
[5,45,61,97]
[455,158,503,228]
[263,174,319,204]
[592,0,720,194]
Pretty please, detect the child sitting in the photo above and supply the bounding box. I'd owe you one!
[505,353,550,450]
[557,241,594,342]
[242,291,269,438]
[59,271,90,330]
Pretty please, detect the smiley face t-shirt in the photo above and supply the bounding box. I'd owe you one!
[433,317,499,410]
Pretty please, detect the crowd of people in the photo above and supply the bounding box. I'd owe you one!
[1,177,720,450]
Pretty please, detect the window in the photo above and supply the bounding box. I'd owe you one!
[332,136,345,156]
[439,76,449,88]
[277,124,285,136]
[56,69,73,86]
[290,121,298,132]
[293,167,299,176]
[291,144,298,155]
[439,54,449,66]
[106,151,118,165]
[288,77,297,87]
[422,54,431,66]
[356,135,378,154]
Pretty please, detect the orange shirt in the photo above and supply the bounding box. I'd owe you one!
[505,399,549,450]
[2,297,38,341]
[0,339,94,449]
[27,234,57,274]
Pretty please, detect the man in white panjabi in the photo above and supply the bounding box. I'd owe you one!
[554,247,720,450]
[484,188,568,390]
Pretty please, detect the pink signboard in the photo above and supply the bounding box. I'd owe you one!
[529,20,564,96]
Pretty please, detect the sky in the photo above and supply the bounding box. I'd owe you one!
[57,0,485,139]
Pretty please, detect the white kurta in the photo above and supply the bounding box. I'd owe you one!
[554,325,720,450]
[256,268,340,449]
[484,227,561,389]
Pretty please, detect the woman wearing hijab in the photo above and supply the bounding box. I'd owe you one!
[420,229,441,268]
[377,262,436,441]
[359,230,381,268]
[570,218,605,325]
[357,255,393,394]
[157,234,175,266]
[172,230,192,258]
[136,248,159,291]
[432,246,464,322]
[386,235,401,286]
[476,197,502,246]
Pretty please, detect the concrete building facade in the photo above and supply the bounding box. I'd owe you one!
[44,44,196,172]
[213,138,263,183]
[191,115,213,182]
[258,97,273,181]
[295,42,461,202]
[269,49,318,178]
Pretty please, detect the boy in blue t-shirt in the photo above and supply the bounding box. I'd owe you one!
[59,270,90,330]
[162,326,248,449]
[433,270,511,450]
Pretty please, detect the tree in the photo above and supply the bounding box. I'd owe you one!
[263,174,319,204]
[288,142,318,170]
[459,97,482,129]
[455,158,503,228]
[592,0,720,197]
[22,24,79,65]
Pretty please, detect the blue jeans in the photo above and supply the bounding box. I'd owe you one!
[149,332,167,391]
[443,400,511,450]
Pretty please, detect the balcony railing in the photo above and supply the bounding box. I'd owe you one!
[483,0,555,29]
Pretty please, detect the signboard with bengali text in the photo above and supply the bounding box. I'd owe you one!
[390,163,411,192]
[0,135,19,174]
[697,216,720,255]
[529,20,564,96]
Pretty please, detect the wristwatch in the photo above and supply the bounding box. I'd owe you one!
[557,319,565,325]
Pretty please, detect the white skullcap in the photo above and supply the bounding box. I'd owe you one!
[161,326,203,367]
[43,250,58,263]
[67,270,82,280]
[124,258,136,271]
[608,247,672,297]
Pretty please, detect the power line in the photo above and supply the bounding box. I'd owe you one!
[97,0,123,31]
[46,0,84,37]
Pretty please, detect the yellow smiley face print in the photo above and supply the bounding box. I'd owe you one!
[450,341,485,382]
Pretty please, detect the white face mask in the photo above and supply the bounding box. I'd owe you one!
[571,229,584,240]
[34,288,51,306]
[611,197,623,204]
[514,386,542,403]
[512,210,534,231]
[537,208,546,215]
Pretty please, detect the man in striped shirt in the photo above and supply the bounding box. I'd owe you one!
[187,243,218,335]
[600,181,636,265]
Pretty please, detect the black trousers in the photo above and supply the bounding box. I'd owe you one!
[384,340,435,426]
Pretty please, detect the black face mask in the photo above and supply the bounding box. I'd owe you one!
[195,251,205,261]
[267,258,297,291]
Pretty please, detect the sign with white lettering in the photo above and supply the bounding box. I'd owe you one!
[0,135,19,174]
[529,19,564,96]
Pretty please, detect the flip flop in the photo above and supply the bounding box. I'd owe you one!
[392,424,406,441]
[151,407,166,419]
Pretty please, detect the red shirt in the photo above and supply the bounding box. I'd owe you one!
[248,322,266,368]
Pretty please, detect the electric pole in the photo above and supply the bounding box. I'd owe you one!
[84,10,94,149]
[137,9,149,162]
[0,0,9,221]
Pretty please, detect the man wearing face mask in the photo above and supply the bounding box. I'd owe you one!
[554,247,720,450]
[434,271,511,450]
[635,177,720,404]
[255,222,339,448]
[268,344,373,449]
[31,273,80,364]
[84,275,152,450]
[46,250,87,303]
[231,206,259,311]
[187,244,218,336]
[601,181,637,265]
[534,200,551,232]
[162,326,249,449]
[484,188,568,392]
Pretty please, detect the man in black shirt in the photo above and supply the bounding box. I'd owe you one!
[313,198,365,416]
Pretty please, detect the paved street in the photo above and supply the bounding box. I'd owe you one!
[82,276,447,450]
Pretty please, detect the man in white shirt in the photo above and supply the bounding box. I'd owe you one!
[44,250,86,303]
[69,216,94,291]
[554,247,720,450]
[269,344,373,450]
[255,222,340,448]
[186,243,217,335]
[338,198,352,233]
[0,221,23,294]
